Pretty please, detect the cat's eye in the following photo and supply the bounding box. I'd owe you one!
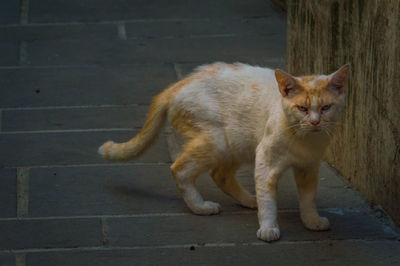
[321,104,332,111]
[297,105,308,112]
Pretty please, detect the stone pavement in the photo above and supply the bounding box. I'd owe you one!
[0,1,399,265]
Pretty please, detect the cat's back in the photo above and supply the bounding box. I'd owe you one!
[170,62,279,118]
[197,62,277,96]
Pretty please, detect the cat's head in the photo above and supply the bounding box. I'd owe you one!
[275,65,349,137]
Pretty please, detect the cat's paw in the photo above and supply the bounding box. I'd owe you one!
[302,216,330,231]
[256,226,280,242]
[192,201,221,215]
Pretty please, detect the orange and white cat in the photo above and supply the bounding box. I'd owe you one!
[99,62,349,242]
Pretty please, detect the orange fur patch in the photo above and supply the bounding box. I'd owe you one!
[171,108,200,139]
[290,76,336,108]
[251,82,259,90]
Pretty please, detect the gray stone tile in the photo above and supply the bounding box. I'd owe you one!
[125,17,286,39]
[0,218,102,249]
[275,165,367,210]
[0,254,14,266]
[26,162,365,217]
[29,0,278,23]
[28,165,184,217]
[0,168,17,217]
[2,106,149,132]
[0,42,19,66]
[25,35,285,66]
[106,211,396,247]
[25,241,400,266]
[0,65,176,108]
[27,164,258,217]
[0,131,170,167]
[0,24,118,41]
[0,1,20,25]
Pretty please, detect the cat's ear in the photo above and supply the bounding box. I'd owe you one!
[328,64,350,94]
[275,69,297,97]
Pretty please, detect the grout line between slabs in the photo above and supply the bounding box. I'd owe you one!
[1,239,397,254]
[0,208,360,222]
[16,168,30,218]
[0,128,134,134]
[20,0,30,25]
[0,16,275,28]
[0,57,285,71]
[15,253,26,266]
[2,162,171,169]
[101,217,110,246]
[117,23,127,40]
[173,63,184,79]
[18,41,28,66]
[0,104,146,111]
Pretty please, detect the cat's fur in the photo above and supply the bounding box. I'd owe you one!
[99,62,349,242]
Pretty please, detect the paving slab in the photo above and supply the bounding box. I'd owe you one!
[28,165,182,217]
[105,211,395,247]
[0,131,170,167]
[0,168,17,217]
[125,17,285,39]
[0,218,102,250]
[0,24,118,41]
[0,254,14,266]
[25,36,285,66]
[24,241,400,266]
[0,65,176,108]
[0,1,20,25]
[26,163,366,217]
[0,41,19,66]
[29,0,278,23]
[2,106,149,132]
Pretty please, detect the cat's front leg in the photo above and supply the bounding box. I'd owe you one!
[254,147,283,242]
[293,164,330,231]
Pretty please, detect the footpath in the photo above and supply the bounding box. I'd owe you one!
[0,0,399,265]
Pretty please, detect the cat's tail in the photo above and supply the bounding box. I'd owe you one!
[98,88,174,161]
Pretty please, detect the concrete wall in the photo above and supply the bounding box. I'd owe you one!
[286,0,400,224]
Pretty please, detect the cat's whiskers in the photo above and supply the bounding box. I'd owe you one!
[318,123,333,138]
[276,123,302,138]
[322,127,333,138]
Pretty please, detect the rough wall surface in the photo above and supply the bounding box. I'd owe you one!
[286,0,400,224]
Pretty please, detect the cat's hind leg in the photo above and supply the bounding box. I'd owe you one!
[170,135,220,215]
[211,164,257,209]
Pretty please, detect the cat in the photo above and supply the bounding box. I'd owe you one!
[99,62,349,242]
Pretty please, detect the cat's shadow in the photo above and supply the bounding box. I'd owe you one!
[103,181,180,202]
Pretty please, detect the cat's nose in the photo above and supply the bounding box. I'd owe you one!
[310,120,320,126]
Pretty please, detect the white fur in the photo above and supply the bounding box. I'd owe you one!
[170,63,280,161]
[311,96,318,109]
[174,159,221,215]
[168,63,346,241]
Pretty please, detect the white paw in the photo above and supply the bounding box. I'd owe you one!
[192,201,221,215]
[256,226,280,242]
[302,216,330,231]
